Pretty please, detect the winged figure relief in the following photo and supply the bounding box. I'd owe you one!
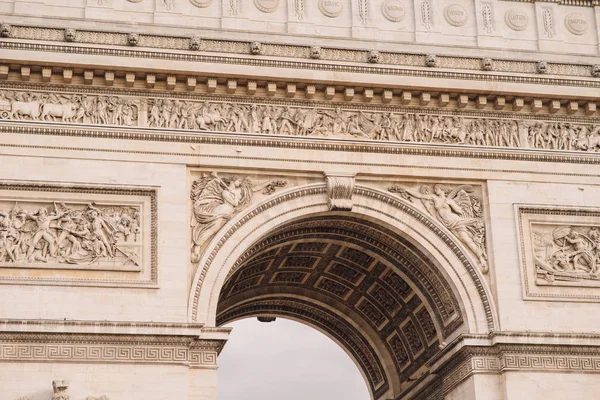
[190,172,287,263]
[389,183,488,274]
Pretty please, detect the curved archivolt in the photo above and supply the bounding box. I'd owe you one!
[217,214,467,399]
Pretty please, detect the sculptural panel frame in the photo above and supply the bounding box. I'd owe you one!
[518,204,600,302]
[0,182,158,288]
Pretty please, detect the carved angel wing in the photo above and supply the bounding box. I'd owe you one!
[452,189,474,219]
[190,176,216,201]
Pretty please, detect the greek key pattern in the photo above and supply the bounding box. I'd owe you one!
[0,342,219,367]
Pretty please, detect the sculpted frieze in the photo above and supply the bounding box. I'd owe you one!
[190,172,287,263]
[3,88,600,154]
[389,183,488,274]
[0,90,138,126]
[0,200,141,271]
[147,99,600,153]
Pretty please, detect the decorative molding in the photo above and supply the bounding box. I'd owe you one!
[326,175,356,211]
[542,8,555,38]
[292,0,305,19]
[0,182,157,288]
[0,331,223,368]
[432,342,600,397]
[358,0,370,25]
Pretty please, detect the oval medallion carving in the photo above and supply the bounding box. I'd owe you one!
[565,13,588,35]
[505,8,528,31]
[318,0,344,18]
[190,0,213,8]
[254,0,279,13]
[444,4,468,27]
[382,0,406,23]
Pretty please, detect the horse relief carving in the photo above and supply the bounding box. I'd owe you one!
[190,172,287,263]
[0,90,138,126]
[389,183,488,274]
[0,201,141,270]
[533,225,600,285]
[3,89,600,154]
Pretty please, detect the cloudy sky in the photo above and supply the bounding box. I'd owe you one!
[218,318,370,400]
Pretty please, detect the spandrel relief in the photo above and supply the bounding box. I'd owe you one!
[0,201,141,271]
[190,171,288,263]
[389,183,488,274]
[533,224,600,285]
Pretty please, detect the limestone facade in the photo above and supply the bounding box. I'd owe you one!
[2,0,600,399]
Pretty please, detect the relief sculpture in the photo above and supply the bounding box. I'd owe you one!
[389,184,488,274]
[3,88,600,154]
[533,225,600,285]
[0,200,141,270]
[0,90,138,126]
[190,172,287,263]
[145,99,600,153]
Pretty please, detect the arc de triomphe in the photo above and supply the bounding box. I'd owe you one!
[1,1,600,399]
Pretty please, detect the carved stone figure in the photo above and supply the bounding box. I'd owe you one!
[533,225,600,284]
[189,36,202,50]
[425,54,437,67]
[368,50,380,64]
[127,32,139,46]
[536,61,548,74]
[390,183,488,273]
[481,58,493,71]
[250,41,262,55]
[0,201,141,267]
[190,172,287,262]
[592,64,600,77]
[309,46,322,59]
[52,380,70,400]
[64,28,76,42]
[0,23,11,38]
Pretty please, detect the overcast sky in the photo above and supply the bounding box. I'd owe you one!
[218,318,370,400]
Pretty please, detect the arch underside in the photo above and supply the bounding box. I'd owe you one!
[217,214,467,399]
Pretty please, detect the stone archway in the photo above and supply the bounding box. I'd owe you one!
[189,184,497,399]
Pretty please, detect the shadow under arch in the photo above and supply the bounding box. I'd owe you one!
[189,183,498,399]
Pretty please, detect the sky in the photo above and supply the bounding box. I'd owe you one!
[217,318,370,400]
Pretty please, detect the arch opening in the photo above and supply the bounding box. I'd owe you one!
[216,213,470,399]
